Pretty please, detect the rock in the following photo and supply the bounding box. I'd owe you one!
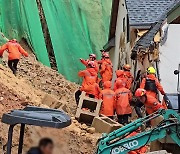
[73,119,78,124]
[71,117,75,120]
[81,132,86,136]
[87,127,95,134]
[0,97,4,101]
[81,124,88,130]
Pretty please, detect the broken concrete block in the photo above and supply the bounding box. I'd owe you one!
[75,92,102,124]
[92,114,122,133]
[77,111,97,124]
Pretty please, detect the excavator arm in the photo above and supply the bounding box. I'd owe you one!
[96,109,180,154]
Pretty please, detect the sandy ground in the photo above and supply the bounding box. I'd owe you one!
[0,54,100,154]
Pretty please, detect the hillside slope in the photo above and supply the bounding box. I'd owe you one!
[0,55,100,154]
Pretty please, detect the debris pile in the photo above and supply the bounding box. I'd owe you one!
[18,54,79,115]
[0,54,100,154]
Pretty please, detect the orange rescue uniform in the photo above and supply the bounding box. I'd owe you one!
[140,74,165,98]
[100,59,113,82]
[123,71,134,89]
[114,70,128,91]
[115,87,132,115]
[78,68,99,97]
[99,81,115,117]
[144,94,165,114]
[0,41,28,60]
[80,59,99,72]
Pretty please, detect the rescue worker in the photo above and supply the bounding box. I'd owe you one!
[115,80,132,125]
[123,64,134,89]
[140,66,165,98]
[0,39,28,75]
[127,128,147,154]
[75,61,98,104]
[27,138,54,154]
[114,70,127,91]
[98,49,106,65]
[135,88,165,115]
[99,81,115,119]
[100,53,113,83]
[80,53,99,72]
[100,49,106,56]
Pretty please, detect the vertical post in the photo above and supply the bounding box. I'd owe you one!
[7,125,15,154]
[178,93,180,113]
[18,124,25,154]
[178,64,180,113]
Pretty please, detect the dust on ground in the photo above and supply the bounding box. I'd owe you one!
[0,54,100,154]
[18,54,79,115]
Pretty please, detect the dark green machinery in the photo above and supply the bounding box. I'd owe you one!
[96,109,180,154]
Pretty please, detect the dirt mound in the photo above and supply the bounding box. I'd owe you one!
[18,54,79,115]
[0,56,99,154]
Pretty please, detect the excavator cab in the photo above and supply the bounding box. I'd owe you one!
[1,106,71,154]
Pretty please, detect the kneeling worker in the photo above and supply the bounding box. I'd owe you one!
[75,61,98,104]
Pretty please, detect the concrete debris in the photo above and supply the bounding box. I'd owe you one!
[92,115,123,133]
[87,127,96,134]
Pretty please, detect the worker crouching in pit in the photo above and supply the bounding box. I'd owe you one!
[0,39,28,75]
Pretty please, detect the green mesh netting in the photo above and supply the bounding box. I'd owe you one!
[0,0,112,83]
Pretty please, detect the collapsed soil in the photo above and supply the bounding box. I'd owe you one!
[0,54,100,154]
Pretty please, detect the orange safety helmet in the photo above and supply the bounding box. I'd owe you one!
[87,61,95,68]
[135,88,146,97]
[116,79,125,88]
[103,81,112,89]
[89,54,96,59]
[123,64,131,71]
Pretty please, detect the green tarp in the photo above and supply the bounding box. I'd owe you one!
[0,0,112,83]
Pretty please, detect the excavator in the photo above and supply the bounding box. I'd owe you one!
[96,109,180,154]
[96,66,180,154]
